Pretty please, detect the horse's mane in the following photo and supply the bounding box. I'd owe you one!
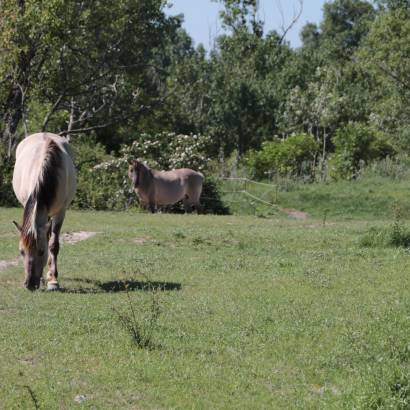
[21,138,63,248]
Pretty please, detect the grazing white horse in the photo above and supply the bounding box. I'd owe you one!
[128,159,204,213]
[12,132,76,290]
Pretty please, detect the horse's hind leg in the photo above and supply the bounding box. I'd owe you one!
[184,191,201,214]
[183,195,193,213]
[47,210,65,290]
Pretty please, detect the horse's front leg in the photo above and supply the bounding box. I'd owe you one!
[47,211,65,290]
[149,201,156,213]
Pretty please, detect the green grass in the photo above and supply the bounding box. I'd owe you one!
[2,205,410,408]
[222,174,410,220]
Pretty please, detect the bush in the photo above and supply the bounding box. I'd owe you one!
[0,146,18,207]
[246,133,319,180]
[330,122,396,180]
[71,137,133,210]
[120,132,211,172]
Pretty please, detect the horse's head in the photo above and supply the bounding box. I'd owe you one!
[128,159,141,188]
[128,159,150,188]
[13,221,50,290]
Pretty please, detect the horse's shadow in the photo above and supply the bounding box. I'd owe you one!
[53,277,182,294]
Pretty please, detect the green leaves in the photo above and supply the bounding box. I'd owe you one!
[330,122,396,179]
[247,133,319,179]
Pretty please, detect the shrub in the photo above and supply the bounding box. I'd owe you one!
[359,207,410,249]
[246,133,319,179]
[120,132,211,172]
[330,122,396,180]
[71,137,133,210]
[0,145,18,207]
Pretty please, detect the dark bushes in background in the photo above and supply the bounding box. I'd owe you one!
[0,146,18,207]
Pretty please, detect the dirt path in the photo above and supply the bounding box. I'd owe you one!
[0,231,99,272]
[281,208,309,220]
[60,231,99,244]
[0,258,20,272]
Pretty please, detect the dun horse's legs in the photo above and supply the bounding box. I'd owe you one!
[148,200,156,213]
[47,211,65,289]
[183,198,192,213]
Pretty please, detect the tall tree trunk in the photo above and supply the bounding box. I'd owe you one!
[2,85,23,157]
[1,0,27,156]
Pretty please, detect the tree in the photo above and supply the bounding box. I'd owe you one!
[320,0,375,62]
[358,7,410,147]
[374,0,410,10]
[0,0,179,153]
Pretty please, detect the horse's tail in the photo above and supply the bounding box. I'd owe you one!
[37,138,63,211]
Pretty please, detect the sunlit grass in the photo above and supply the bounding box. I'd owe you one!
[1,207,410,408]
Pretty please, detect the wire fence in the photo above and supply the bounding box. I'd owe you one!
[217,177,279,215]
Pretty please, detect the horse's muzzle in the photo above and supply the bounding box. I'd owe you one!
[24,276,41,291]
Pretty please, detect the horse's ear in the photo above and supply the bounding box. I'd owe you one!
[12,221,22,233]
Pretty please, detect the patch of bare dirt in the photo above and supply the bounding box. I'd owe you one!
[0,232,99,273]
[133,237,149,245]
[0,258,20,272]
[305,222,336,228]
[61,231,99,244]
[281,208,309,220]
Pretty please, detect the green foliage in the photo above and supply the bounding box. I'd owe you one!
[359,222,410,249]
[113,273,162,350]
[197,176,230,215]
[0,145,18,207]
[363,155,410,180]
[358,8,410,143]
[330,122,396,179]
[247,133,319,179]
[71,137,133,211]
[320,0,376,61]
[0,0,180,149]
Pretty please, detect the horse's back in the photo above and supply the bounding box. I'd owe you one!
[13,133,76,211]
[153,168,203,205]
[153,171,185,205]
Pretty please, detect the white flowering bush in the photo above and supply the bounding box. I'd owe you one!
[120,132,211,171]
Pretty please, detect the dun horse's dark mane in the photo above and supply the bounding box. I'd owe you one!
[21,138,62,248]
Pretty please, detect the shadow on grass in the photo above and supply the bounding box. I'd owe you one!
[46,278,182,294]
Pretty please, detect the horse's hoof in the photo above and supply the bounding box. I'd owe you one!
[47,281,59,291]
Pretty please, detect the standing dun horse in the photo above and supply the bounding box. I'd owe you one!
[128,160,203,213]
[13,132,76,290]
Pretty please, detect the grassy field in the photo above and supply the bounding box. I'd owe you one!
[1,202,410,408]
[222,174,410,220]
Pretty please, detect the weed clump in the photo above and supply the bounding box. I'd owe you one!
[113,272,162,349]
[359,206,410,248]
